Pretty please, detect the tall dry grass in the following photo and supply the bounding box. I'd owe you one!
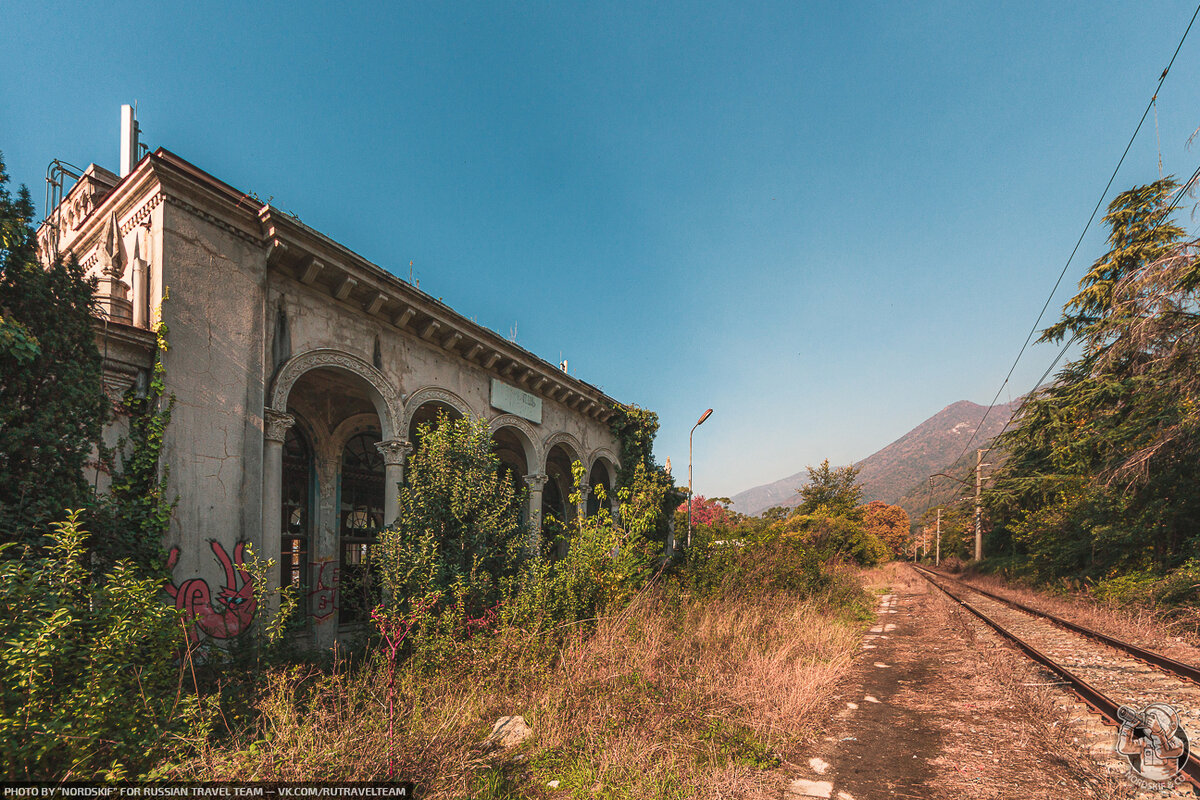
[177,580,868,799]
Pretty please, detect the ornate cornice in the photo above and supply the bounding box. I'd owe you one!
[122,192,163,234]
[162,192,261,246]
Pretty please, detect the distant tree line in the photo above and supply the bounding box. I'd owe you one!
[683,459,910,567]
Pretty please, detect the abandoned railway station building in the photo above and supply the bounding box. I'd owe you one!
[39,114,624,649]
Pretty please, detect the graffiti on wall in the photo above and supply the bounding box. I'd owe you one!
[309,558,338,623]
[164,540,257,644]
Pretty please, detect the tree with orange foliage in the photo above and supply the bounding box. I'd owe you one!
[862,500,909,559]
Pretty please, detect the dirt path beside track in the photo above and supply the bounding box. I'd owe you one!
[785,565,1129,800]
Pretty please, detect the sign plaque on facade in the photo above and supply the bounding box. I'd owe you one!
[490,379,542,424]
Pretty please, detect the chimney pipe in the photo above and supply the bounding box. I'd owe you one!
[120,105,139,177]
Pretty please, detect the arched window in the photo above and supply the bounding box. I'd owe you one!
[339,431,384,624]
[282,426,312,607]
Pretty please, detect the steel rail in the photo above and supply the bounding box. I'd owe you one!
[912,565,1200,790]
[918,566,1200,686]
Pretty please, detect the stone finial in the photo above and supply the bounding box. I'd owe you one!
[264,409,296,442]
[375,439,413,465]
[99,211,125,279]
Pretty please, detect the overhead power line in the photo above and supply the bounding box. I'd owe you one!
[982,158,1200,449]
[953,2,1200,464]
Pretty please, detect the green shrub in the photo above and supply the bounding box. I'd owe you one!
[0,511,204,779]
[778,513,889,567]
[373,414,524,621]
[1090,570,1159,607]
[1150,559,1200,608]
[506,462,662,633]
[684,529,826,599]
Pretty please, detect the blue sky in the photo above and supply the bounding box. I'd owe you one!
[5,2,1200,500]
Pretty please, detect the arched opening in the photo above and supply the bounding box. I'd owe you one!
[491,425,531,527]
[282,424,314,610]
[587,459,614,517]
[282,365,390,631]
[408,401,465,455]
[544,443,579,557]
[339,430,384,625]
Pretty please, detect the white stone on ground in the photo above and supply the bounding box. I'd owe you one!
[873,662,889,668]
[864,695,880,704]
[484,715,532,749]
[788,778,833,798]
[809,756,831,774]
[846,701,858,709]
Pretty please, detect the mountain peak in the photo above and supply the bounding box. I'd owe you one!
[729,398,1020,517]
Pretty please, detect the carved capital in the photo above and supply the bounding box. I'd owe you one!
[264,409,295,442]
[375,438,413,465]
[523,473,548,492]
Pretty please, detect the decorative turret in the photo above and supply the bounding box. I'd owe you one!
[96,210,132,324]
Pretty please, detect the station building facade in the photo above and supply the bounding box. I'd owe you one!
[40,148,623,649]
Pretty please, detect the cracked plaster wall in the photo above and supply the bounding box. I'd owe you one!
[159,203,266,581]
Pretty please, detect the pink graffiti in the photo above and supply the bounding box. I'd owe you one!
[164,540,257,644]
[308,559,339,623]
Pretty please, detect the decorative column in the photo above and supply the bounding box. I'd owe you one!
[375,439,413,526]
[263,409,295,610]
[610,495,622,523]
[523,473,548,556]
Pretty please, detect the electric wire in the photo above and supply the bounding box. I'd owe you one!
[980,159,1200,448]
[950,2,1200,467]
[931,160,1200,503]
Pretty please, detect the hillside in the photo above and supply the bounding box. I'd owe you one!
[730,399,1021,517]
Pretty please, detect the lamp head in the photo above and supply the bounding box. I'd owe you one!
[697,408,713,426]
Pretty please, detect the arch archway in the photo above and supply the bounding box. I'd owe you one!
[270,349,401,440]
[542,433,585,557]
[265,349,399,645]
[587,448,619,517]
[403,387,473,450]
[542,432,585,471]
[489,414,543,472]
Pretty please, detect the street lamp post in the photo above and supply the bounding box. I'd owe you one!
[686,408,714,553]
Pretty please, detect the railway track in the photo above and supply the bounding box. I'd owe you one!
[911,564,1200,792]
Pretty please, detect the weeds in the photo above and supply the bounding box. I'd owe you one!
[176,569,867,798]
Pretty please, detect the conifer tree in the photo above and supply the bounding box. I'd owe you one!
[0,153,108,546]
[990,178,1200,577]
